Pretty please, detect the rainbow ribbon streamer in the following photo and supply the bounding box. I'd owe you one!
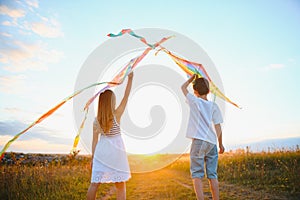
[109,29,240,108]
[0,29,239,159]
[163,49,240,108]
[0,81,119,160]
[70,34,173,152]
[0,32,172,159]
[107,29,155,49]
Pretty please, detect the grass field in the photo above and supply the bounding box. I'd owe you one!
[1,150,299,199]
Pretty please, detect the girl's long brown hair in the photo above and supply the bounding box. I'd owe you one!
[97,90,116,133]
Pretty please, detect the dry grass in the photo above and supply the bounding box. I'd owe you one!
[1,150,299,199]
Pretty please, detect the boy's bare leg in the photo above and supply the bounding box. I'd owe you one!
[115,182,126,200]
[193,178,204,200]
[208,179,219,200]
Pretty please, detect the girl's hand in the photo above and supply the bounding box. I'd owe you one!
[128,71,133,79]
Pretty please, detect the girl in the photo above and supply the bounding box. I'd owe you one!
[87,72,133,200]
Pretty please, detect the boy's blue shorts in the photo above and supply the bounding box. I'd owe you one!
[190,139,218,179]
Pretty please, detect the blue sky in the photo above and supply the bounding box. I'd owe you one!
[0,0,300,154]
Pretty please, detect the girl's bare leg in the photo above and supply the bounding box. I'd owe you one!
[87,183,100,200]
[115,182,126,200]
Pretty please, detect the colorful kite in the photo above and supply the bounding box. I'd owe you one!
[0,31,173,158]
[0,81,118,160]
[70,35,173,152]
[0,29,239,159]
[107,29,156,49]
[108,29,240,108]
[162,48,240,108]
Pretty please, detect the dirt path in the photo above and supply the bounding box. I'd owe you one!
[96,168,288,200]
[98,186,116,200]
[169,169,288,200]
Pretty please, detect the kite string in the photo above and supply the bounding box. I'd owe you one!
[70,34,174,152]
[117,29,240,108]
[1,29,240,159]
[1,30,174,158]
[0,81,118,160]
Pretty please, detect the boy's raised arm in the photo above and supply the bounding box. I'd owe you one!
[181,74,196,96]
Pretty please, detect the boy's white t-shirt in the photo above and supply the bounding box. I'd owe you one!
[186,93,223,145]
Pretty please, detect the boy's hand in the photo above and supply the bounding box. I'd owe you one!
[219,144,225,154]
[181,74,197,96]
[188,74,197,83]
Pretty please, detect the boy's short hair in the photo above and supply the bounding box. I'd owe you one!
[193,77,209,95]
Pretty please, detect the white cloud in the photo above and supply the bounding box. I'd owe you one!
[0,2,64,72]
[0,40,63,72]
[0,57,7,64]
[39,48,64,63]
[2,21,13,26]
[0,135,71,154]
[29,19,64,38]
[0,32,12,37]
[3,60,48,72]
[260,63,286,71]
[25,0,39,9]
[0,74,27,94]
[0,119,74,154]
[268,64,285,69]
[0,5,26,19]
[2,18,19,28]
[3,107,24,114]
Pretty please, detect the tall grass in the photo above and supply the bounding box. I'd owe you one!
[169,150,300,199]
[218,151,300,197]
[0,156,112,199]
[1,150,299,199]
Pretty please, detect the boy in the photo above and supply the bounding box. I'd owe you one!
[181,74,224,200]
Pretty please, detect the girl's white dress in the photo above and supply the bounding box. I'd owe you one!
[91,117,131,183]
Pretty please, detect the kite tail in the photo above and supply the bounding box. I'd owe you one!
[71,85,109,152]
[117,29,240,108]
[157,46,241,108]
[210,82,241,108]
[70,31,174,153]
[107,28,155,48]
[0,122,35,160]
[1,30,176,158]
[0,81,112,160]
[71,108,89,153]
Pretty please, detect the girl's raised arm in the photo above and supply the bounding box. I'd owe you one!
[115,72,133,120]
